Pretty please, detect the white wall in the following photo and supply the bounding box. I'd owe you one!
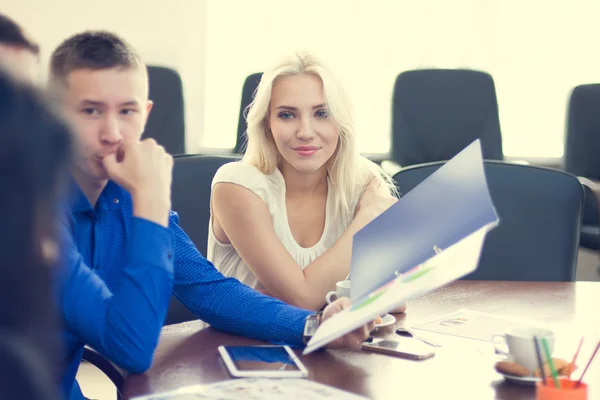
[4,1,600,158]
[202,0,364,150]
[203,0,600,159]
[1,0,206,153]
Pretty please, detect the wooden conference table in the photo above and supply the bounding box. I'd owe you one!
[123,281,600,399]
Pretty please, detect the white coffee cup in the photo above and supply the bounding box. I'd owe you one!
[491,326,555,373]
[325,280,351,304]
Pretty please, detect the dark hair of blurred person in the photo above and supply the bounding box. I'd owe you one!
[0,68,72,399]
[0,13,40,83]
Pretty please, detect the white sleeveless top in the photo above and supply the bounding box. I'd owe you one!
[207,161,358,290]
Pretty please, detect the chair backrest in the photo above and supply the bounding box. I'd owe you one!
[165,154,240,325]
[564,84,600,246]
[172,154,240,254]
[392,69,503,167]
[392,161,583,281]
[579,185,600,250]
[235,73,263,154]
[565,84,600,180]
[145,66,185,155]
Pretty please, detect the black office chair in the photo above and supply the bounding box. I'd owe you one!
[393,161,583,281]
[172,154,241,255]
[234,73,263,154]
[145,66,186,155]
[391,69,503,167]
[564,84,600,251]
[81,347,124,400]
[164,154,241,325]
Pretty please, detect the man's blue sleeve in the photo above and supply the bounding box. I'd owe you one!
[169,214,311,346]
[60,217,174,373]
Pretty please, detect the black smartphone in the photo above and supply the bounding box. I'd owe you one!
[361,339,435,360]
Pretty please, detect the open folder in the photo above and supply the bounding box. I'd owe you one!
[303,140,500,354]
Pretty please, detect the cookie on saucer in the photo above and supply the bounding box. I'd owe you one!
[495,361,530,377]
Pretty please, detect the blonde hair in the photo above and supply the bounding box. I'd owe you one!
[242,52,397,217]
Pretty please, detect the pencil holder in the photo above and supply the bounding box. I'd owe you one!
[536,378,588,400]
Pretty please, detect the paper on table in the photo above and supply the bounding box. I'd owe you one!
[414,310,600,346]
[303,224,493,355]
[131,378,367,400]
[413,309,537,342]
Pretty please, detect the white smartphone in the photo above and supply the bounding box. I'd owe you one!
[218,345,309,378]
[361,338,435,360]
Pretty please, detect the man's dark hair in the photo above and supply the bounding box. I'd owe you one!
[0,13,39,54]
[50,30,143,82]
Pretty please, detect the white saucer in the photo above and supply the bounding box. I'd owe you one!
[375,314,396,328]
[496,370,540,386]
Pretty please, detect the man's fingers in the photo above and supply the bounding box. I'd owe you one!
[102,153,119,175]
[358,324,370,341]
[354,334,365,349]
[337,297,352,310]
[323,297,351,321]
[142,138,157,146]
[367,320,376,332]
[116,145,126,163]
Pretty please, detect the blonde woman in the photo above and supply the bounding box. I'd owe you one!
[209,53,404,311]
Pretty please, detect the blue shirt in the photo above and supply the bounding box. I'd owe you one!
[60,181,310,399]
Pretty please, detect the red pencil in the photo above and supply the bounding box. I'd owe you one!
[575,340,600,388]
[569,338,584,380]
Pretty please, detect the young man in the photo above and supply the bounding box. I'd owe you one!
[0,13,40,83]
[51,32,374,400]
